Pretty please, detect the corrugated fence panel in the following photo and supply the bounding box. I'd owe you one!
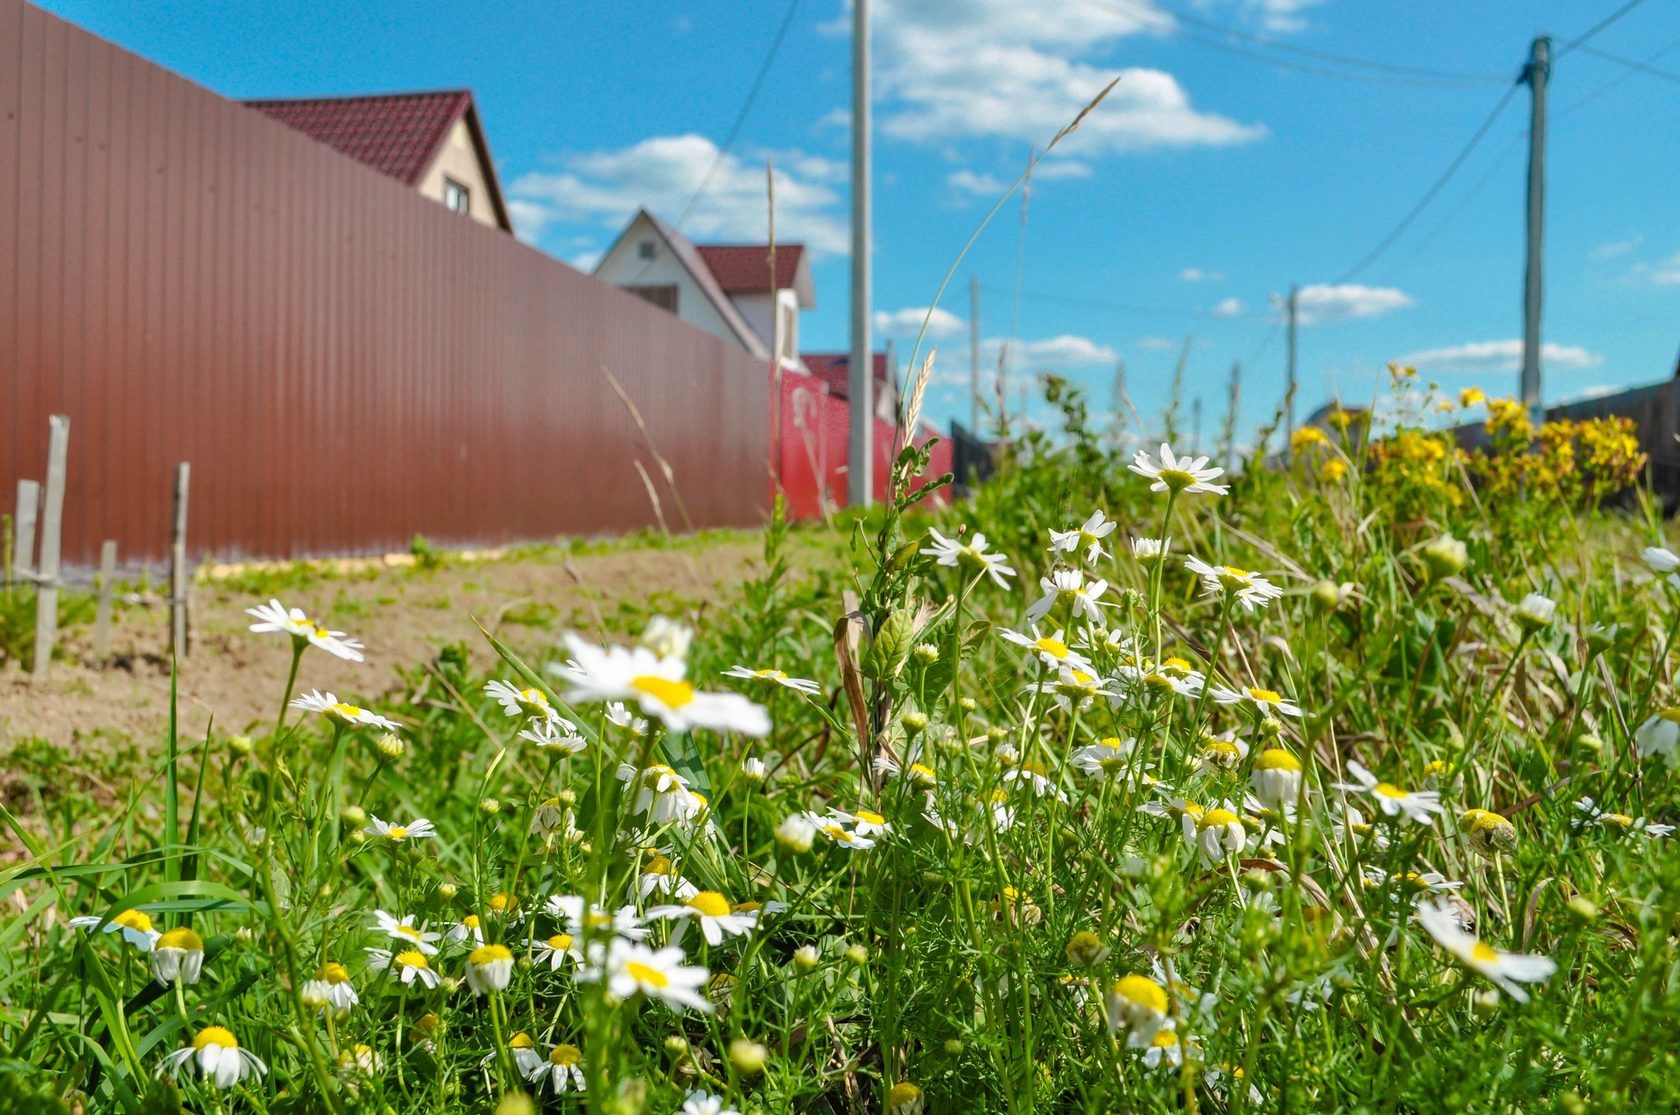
[1,0,770,565]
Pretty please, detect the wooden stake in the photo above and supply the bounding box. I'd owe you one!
[11,479,39,584]
[31,417,69,680]
[170,462,191,658]
[94,539,117,660]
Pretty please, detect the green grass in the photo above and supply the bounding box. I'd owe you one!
[3,374,1679,1114]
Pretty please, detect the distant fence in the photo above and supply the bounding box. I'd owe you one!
[0,0,770,567]
[776,375,952,519]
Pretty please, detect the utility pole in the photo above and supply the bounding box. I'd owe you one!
[848,0,874,508]
[1520,35,1551,425]
[1220,361,1242,461]
[969,275,981,434]
[1191,396,1203,451]
[1285,284,1299,454]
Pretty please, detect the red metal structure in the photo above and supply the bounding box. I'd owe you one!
[0,0,771,566]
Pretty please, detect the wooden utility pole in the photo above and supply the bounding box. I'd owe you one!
[1285,285,1299,454]
[847,0,874,507]
[31,416,68,680]
[1520,35,1551,424]
[969,275,981,434]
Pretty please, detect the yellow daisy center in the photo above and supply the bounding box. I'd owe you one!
[630,675,695,708]
[394,950,430,970]
[1111,974,1167,1013]
[469,944,512,967]
[1033,637,1071,658]
[155,927,203,951]
[1374,783,1409,799]
[316,962,349,983]
[1200,808,1242,829]
[1470,942,1499,963]
[519,687,549,706]
[550,1043,583,1066]
[1151,1029,1180,1049]
[1255,749,1301,772]
[909,763,937,783]
[688,891,732,918]
[330,703,364,719]
[1247,687,1283,704]
[626,961,671,988]
[853,809,886,826]
[387,825,409,840]
[489,893,517,912]
[546,933,574,950]
[645,855,675,876]
[509,1032,535,1050]
[113,909,153,932]
[1158,467,1196,489]
[394,925,421,942]
[192,1026,238,1051]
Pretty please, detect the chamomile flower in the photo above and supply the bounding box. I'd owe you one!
[806,813,879,850]
[875,752,939,786]
[67,908,159,951]
[1050,510,1118,563]
[533,932,584,970]
[638,854,700,900]
[1642,546,1680,575]
[833,807,893,838]
[528,1042,587,1094]
[517,715,587,752]
[362,815,435,842]
[1634,709,1680,769]
[1105,973,1170,1043]
[1210,684,1304,718]
[604,701,648,735]
[444,915,485,947]
[1025,567,1110,624]
[301,962,358,1013]
[1460,808,1518,858]
[555,634,770,736]
[1573,797,1674,838]
[723,665,822,696]
[464,944,514,995]
[1249,749,1304,809]
[245,598,365,661]
[646,891,760,945]
[157,1026,267,1088]
[920,527,1017,587]
[1416,899,1556,1002]
[484,679,562,722]
[1071,735,1137,776]
[1182,799,1248,862]
[1183,555,1285,612]
[1197,730,1250,771]
[997,625,1093,672]
[617,763,703,825]
[582,939,711,1012]
[1363,867,1464,903]
[1514,592,1557,632]
[1333,761,1442,825]
[1129,443,1230,495]
[544,895,650,941]
[680,1092,744,1115]
[149,927,205,987]
[1044,665,1122,711]
[1002,759,1069,802]
[289,690,400,732]
[365,947,441,989]
[1131,536,1171,563]
[370,910,442,955]
[1140,1027,1191,1070]
[1118,656,1206,699]
[494,1032,546,1077]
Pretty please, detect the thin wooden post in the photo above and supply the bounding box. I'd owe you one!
[31,417,69,680]
[169,463,191,658]
[12,479,39,584]
[94,539,117,660]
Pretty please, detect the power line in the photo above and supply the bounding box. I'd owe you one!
[1554,0,1653,60]
[1572,43,1680,86]
[1331,81,1522,284]
[1555,34,1680,121]
[1082,0,1507,89]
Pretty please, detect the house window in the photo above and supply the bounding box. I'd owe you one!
[626,284,679,314]
[442,177,471,215]
[637,240,657,260]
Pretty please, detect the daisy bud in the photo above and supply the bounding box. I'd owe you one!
[555,788,578,807]
[494,1093,537,1115]
[958,697,977,713]
[729,1038,769,1075]
[901,710,929,734]
[227,734,254,756]
[1065,930,1109,967]
[1310,579,1345,613]
[376,732,406,760]
[150,927,206,987]
[943,1039,964,1055]
[1574,732,1604,754]
[844,943,869,966]
[340,805,368,827]
[478,797,502,816]
[437,882,459,900]
[1515,593,1557,633]
[1259,716,1283,739]
[793,945,821,972]
[1585,623,1616,656]
[1420,533,1469,581]
[664,1035,690,1057]
[465,944,514,995]
[740,757,768,783]
[888,1081,925,1115]
[774,814,816,854]
[234,926,256,943]
[1566,896,1599,923]
[912,644,939,664]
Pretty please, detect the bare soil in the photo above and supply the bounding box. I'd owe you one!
[0,536,769,755]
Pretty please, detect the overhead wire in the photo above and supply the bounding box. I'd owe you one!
[1570,42,1680,87]
[1553,0,1653,60]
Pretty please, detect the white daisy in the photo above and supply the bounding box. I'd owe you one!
[484,679,562,722]
[444,915,485,947]
[148,927,205,987]
[1025,567,1110,624]
[301,962,358,1013]
[638,854,700,900]
[554,635,770,736]
[517,715,587,752]
[1050,510,1118,563]
[245,598,364,661]
[997,625,1093,672]
[1332,761,1442,825]
[1416,899,1556,1002]
[532,931,584,970]
[1210,684,1304,719]
[723,665,822,696]
[920,527,1016,587]
[1514,592,1557,632]
[1131,536,1171,563]
[1001,760,1069,803]
[680,1092,744,1115]
[645,891,760,946]
[527,1042,586,1094]
[1634,709,1680,769]
[1642,545,1680,575]
[156,1026,267,1088]
[289,690,401,732]
[1183,555,1285,612]
[544,895,650,941]
[1181,799,1248,862]
[67,908,159,952]
[616,764,703,825]
[1573,797,1674,839]
[1129,443,1229,495]
[464,944,515,995]
[370,910,442,955]
[1105,973,1169,1044]
[1071,735,1138,776]
[364,948,440,989]
[1249,749,1304,809]
[362,815,435,842]
[581,939,711,1012]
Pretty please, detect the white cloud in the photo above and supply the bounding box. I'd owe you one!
[1211,296,1245,317]
[1138,335,1176,350]
[1591,234,1642,261]
[851,1,1265,156]
[507,134,849,256]
[875,306,966,339]
[1401,340,1604,374]
[507,199,553,243]
[947,169,1009,197]
[1034,159,1094,180]
[1241,0,1328,34]
[1179,267,1224,283]
[570,250,603,272]
[1631,250,1680,285]
[987,334,1119,367]
[1292,283,1414,325]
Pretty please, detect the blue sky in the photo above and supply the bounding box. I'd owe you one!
[38,0,1680,441]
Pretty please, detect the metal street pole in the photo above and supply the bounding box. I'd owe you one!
[848,0,874,508]
[1520,35,1551,425]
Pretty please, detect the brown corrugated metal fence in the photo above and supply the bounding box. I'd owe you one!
[1,0,771,566]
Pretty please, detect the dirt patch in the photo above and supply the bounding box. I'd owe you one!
[0,536,770,754]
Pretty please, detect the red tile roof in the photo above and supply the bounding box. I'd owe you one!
[696,244,807,294]
[803,352,889,401]
[245,91,472,186]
